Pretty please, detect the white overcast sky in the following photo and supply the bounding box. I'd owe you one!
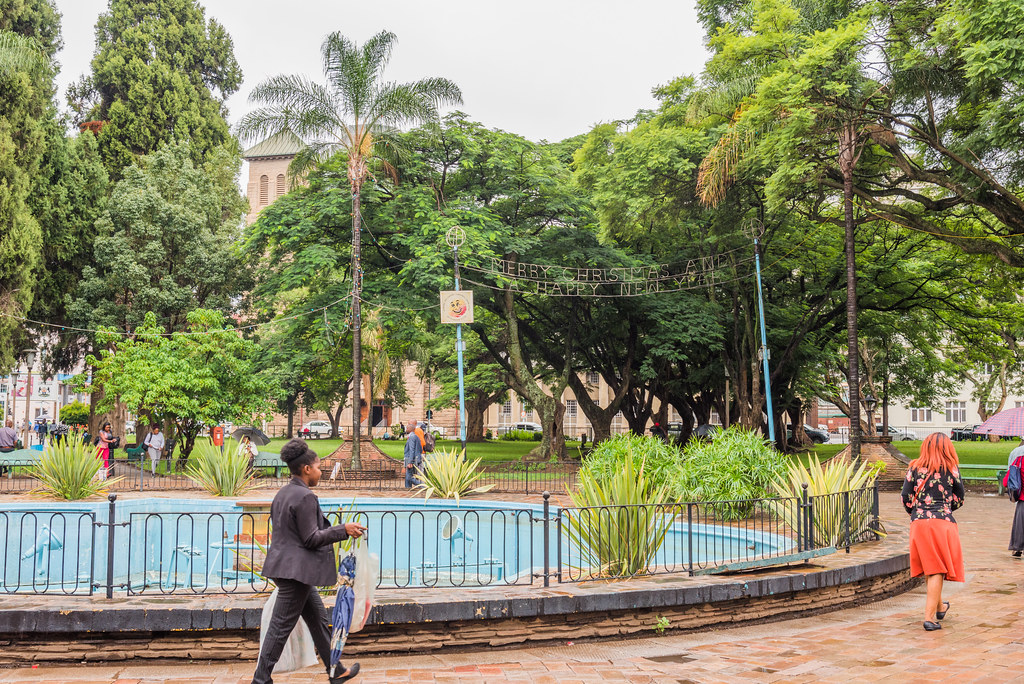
[52,0,709,143]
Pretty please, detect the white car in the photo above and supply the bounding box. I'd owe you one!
[300,420,332,438]
[499,421,543,434]
[877,425,917,441]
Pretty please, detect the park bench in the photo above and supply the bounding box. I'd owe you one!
[0,448,38,477]
[959,463,1009,494]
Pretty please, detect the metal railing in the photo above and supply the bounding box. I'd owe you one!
[0,484,880,595]
[0,458,580,495]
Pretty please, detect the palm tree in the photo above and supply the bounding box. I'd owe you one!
[237,31,461,468]
[0,31,45,76]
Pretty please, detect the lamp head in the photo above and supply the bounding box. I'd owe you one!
[864,394,878,413]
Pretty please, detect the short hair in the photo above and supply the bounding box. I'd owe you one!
[151,425,160,431]
[280,438,317,475]
[5,419,11,428]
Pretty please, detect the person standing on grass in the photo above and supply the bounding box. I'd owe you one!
[144,425,165,475]
[252,438,366,684]
[97,421,114,479]
[404,423,423,488]
[901,432,965,631]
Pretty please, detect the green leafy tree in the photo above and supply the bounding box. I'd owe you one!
[78,0,242,177]
[85,309,275,458]
[237,29,461,468]
[0,0,61,371]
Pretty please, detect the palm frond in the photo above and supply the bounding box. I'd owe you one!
[0,30,47,76]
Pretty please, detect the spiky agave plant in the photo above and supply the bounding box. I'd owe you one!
[186,439,260,497]
[768,455,884,547]
[414,448,494,503]
[565,452,677,578]
[31,432,123,500]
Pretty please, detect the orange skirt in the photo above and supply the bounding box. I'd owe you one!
[909,518,964,582]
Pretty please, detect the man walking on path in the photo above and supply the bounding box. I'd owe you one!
[404,424,423,488]
[144,425,165,475]
[252,438,366,684]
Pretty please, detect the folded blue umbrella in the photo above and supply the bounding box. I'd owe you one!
[328,552,356,678]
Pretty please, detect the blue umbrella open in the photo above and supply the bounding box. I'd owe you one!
[328,552,357,680]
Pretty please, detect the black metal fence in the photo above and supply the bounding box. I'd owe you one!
[0,458,579,495]
[0,484,880,596]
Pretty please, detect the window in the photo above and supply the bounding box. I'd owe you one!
[585,371,600,385]
[945,401,966,423]
[276,173,286,198]
[986,401,1000,415]
[710,409,721,425]
[500,398,512,416]
[1016,401,1024,409]
[520,400,532,420]
[259,175,269,205]
[910,408,932,423]
[984,363,997,375]
[566,400,577,418]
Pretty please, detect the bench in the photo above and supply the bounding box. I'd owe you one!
[959,463,1009,494]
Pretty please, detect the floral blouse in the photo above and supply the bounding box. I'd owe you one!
[901,466,965,522]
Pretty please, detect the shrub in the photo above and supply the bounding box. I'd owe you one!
[565,454,675,577]
[499,429,536,442]
[30,433,123,500]
[185,439,259,496]
[485,429,493,440]
[672,426,788,519]
[769,456,883,547]
[580,434,683,490]
[415,448,495,503]
[58,401,90,427]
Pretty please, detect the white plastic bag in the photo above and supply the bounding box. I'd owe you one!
[349,537,379,633]
[259,587,318,673]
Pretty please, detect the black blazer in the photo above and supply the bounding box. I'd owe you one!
[261,477,349,586]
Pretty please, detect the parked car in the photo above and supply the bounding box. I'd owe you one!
[951,425,982,441]
[877,425,918,441]
[300,420,332,438]
[423,421,447,438]
[497,421,542,435]
[786,424,830,444]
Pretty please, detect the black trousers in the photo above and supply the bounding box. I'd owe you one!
[252,578,344,684]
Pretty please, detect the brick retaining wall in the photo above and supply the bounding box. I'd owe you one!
[0,554,915,664]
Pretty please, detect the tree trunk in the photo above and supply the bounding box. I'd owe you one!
[466,395,487,442]
[366,367,374,439]
[839,123,862,461]
[285,396,295,439]
[350,170,364,469]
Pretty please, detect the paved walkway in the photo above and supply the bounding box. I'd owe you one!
[1,491,1023,683]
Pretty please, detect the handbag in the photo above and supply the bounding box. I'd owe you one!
[349,536,379,633]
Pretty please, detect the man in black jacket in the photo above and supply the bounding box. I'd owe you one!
[252,439,367,684]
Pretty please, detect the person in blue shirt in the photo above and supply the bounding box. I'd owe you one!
[404,424,423,488]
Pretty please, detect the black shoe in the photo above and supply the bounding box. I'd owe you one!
[330,662,360,683]
[936,601,949,620]
[1013,550,1022,558]
[923,620,942,631]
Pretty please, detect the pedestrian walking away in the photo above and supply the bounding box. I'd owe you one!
[404,424,423,488]
[252,438,367,684]
[901,432,965,631]
[144,425,165,475]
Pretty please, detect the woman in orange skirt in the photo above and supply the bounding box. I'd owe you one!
[901,432,965,631]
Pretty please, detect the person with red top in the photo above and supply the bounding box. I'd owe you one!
[901,432,965,631]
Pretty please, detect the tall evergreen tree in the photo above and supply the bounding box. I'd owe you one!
[0,0,61,371]
[78,0,242,178]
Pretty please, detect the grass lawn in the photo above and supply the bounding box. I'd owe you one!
[260,437,555,462]
[799,439,1016,473]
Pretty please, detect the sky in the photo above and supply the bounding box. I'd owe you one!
[51,0,710,144]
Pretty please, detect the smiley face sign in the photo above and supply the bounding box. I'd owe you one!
[440,290,474,324]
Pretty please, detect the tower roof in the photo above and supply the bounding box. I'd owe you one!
[243,130,305,159]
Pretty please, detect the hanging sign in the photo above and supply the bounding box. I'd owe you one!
[440,290,474,324]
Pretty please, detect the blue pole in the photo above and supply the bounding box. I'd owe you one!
[454,246,468,454]
[754,237,776,444]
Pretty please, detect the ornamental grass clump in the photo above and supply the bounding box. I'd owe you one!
[30,433,123,500]
[769,456,884,547]
[566,451,677,578]
[186,439,259,497]
[415,448,495,503]
[673,426,788,520]
[580,433,682,490]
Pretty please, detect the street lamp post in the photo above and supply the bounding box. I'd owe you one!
[446,226,468,455]
[750,222,776,444]
[21,350,35,448]
[864,394,878,441]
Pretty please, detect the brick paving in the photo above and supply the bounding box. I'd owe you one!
[1,491,1023,683]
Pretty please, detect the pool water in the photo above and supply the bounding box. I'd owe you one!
[0,497,792,594]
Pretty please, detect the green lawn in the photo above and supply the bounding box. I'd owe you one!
[802,439,1016,470]
[259,437,550,462]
